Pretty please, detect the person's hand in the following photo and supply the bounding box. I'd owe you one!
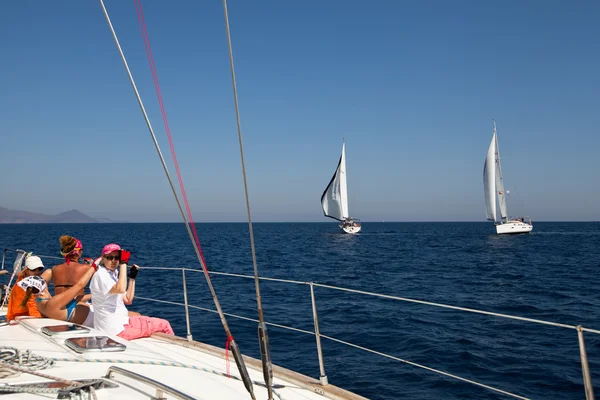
[129,264,140,280]
[119,250,131,264]
[89,258,100,272]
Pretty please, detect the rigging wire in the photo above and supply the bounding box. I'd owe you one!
[221,0,274,398]
[98,1,256,398]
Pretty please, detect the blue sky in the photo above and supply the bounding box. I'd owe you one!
[1,1,598,222]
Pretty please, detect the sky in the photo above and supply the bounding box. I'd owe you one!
[1,0,599,222]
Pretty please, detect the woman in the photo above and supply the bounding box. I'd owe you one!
[6,255,45,320]
[19,260,98,326]
[90,243,173,340]
[42,236,90,301]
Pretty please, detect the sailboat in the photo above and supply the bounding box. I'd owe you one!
[321,142,362,234]
[483,121,533,234]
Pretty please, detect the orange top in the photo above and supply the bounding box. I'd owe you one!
[6,272,42,321]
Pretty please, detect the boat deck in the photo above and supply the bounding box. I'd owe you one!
[0,317,365,399]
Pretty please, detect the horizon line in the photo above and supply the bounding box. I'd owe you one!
[1,220,599,224]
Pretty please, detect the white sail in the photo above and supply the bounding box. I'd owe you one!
[483,132,497,222]
[321,142,349,221]
[493,123,508,221]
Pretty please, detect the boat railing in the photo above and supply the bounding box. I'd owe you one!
[105,366,196,400]
[1,249,596,400]
[135,265,596,400]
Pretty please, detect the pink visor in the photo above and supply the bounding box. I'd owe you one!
[102,243,121,255]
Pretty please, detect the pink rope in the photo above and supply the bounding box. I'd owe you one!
[133,0,209,276]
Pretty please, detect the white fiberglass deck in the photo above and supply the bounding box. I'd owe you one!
[0,317,364,400]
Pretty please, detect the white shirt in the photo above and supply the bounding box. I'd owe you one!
[82,304,94,328]
[90,266,129,336]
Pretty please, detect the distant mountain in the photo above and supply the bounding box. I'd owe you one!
[0,206,98,223]
[47,209,97,223]
[93,217,125,223]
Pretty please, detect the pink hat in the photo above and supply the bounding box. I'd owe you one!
[102,243,121,255]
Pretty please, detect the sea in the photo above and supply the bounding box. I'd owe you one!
[1,222,599,399]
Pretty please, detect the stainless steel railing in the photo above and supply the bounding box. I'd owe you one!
[140,265,597,400]
[1,249,597,400]
[105,366,196,400]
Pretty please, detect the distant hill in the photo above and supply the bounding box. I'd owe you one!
[0,206,98,223]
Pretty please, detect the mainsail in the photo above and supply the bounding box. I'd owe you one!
[483,133,497,222]
[483,122,508,223]
[321,142,349,221]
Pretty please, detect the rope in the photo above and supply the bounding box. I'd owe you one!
[0,346,55,378]
[101,1,255,397]
[0,346,99,399]
[0,345,278,398]
[99,0,240,340]
[132,0,205,268]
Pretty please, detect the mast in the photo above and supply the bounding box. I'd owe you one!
[494,120,508,223]
[339,140,349,221]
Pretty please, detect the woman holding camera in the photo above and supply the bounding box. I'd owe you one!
[90,243,174,340]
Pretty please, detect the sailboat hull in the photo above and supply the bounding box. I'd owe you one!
[496,220,533,234]
[341,224,362,234]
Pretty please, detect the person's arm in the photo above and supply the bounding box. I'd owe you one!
[123,264,139,305]
[47,266,96,310]
[123,280,135,305]
[0,270,9,276]
[80,294,92,302]
[108,263,128,294]
[41,268,52,284]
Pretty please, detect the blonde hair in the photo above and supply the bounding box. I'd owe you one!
[60,235,76,253]
[19,287,34,308]
[60,235,82,261]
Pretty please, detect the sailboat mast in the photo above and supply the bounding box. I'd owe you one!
[494,120,508,223]
[340,141,349,220]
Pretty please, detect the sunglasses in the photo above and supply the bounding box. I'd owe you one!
[104,255,120,261]
[31,267,43,272]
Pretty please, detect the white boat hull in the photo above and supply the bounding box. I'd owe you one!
[341,224,361,234]
[496,220,533,234]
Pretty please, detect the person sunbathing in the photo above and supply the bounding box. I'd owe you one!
[18,261,98,327]
[42,235,90,301]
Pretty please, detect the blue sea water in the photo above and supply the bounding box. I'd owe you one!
[1,222,599,399]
